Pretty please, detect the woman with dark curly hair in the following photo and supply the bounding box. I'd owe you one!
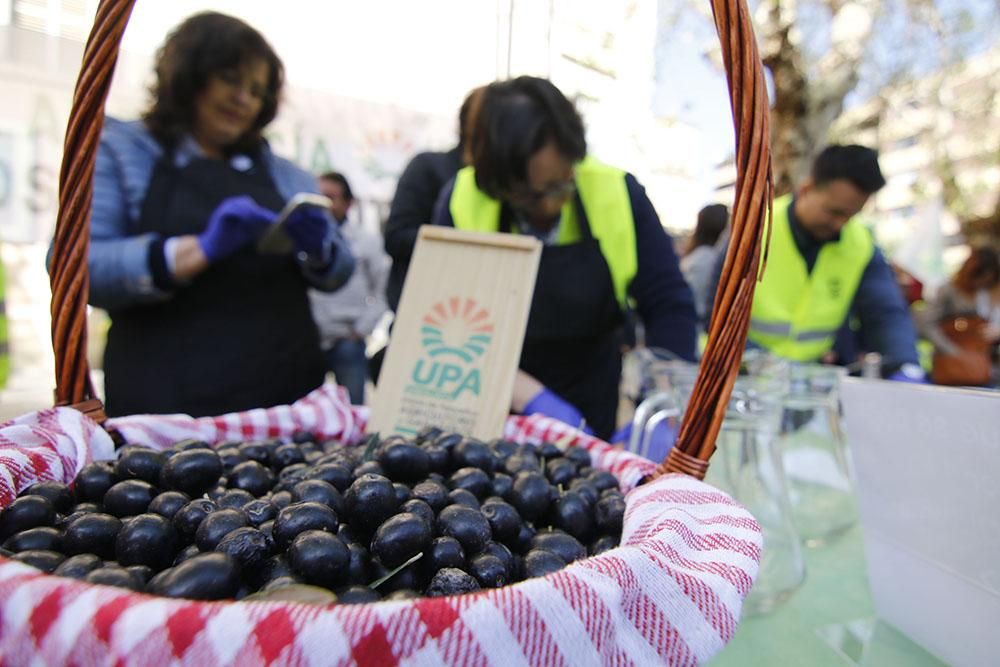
[79,12,354,417]
[432,76,696,439]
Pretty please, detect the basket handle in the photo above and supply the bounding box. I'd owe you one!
[50,0,771,472]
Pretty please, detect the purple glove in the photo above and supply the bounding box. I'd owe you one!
[611,420,678,461]
[888,370,928,384]
[523,387,594,434]
[198,195,276,262]
[284,206,332,259]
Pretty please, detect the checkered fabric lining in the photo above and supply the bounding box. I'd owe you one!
[0,383,761,666]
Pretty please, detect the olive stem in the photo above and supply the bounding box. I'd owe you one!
[368,551,424,590]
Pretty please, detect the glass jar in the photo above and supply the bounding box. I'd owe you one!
[707,377,806,614]
[779,364,856,546]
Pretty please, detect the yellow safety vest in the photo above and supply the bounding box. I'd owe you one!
[449,156,637,309]
[748,194,874,361]
[0,258,8,389]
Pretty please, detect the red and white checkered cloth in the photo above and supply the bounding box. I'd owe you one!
[0,383,761,666]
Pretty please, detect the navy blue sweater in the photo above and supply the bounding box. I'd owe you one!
[433,173,698,361]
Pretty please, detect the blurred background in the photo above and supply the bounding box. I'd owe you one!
[0,0,997,417]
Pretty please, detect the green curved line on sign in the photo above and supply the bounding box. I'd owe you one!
[421,339,442,348]
[420,325,442,336]
[468,335,492,344]
[428,347,474,363]
[464,344,485,356]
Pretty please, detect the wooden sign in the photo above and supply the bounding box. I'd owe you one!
[368,226,541,440]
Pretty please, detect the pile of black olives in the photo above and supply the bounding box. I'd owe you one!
[0,427,627,603]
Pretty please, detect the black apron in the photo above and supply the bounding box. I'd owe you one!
[103,150,326,418]
[506,195,624,439]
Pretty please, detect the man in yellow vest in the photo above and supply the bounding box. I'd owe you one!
[711,144,925,381]
[431,76,698,439]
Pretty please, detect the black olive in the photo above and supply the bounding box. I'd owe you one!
[587,471,619,493]
[148,491,191,520]
[217,489,255,510]
[522,549,566,578]
[432,432,463,451]
[260,576,303,592]
[568,479,599,507]
[489,439,518,458]
[481,541,516,578]
[564,448,591,468]
[436,505,491,555]
[545,460,577,487]
[271,491,293,509]
[217,448,245,473]
[480,500,522,545]
[304,463,353,492]
[274,464,311,493]
[503,453,540,476]
[159,449,223,497]
[270,444,305,470]
[243,499,278,527]
[126,564,154,584]
[238,442,269,464]
[353,461,384,478]
[19,481,75,514]
[552,492,595,542]
[3,526,61,552]
[415,425,443,443]
[287,530,349,588]
[468,553,508,588]
[423,445,449,473]
[490,474,514,499]
[272,502,339,551]
[508,472,551,522]
[451,439,493,473]
[85,565,142,590]
[399,499,435,529]
[392,483,412,506]
[11,549,64,573]
[385,589,420,601]
[148,553,241,600]
[258,554,295,584]
[172,499,217,543]
[369,559,424,593]
[595,495,626,536]
[215,527,271,572]
[116,513,177,570]
[53,553,103,579]
[447,489,480,510]
[335,585,381,604]
[590,535,617,556]
[0,495,56,540]
[537,442,563,459]
[371,513,432,569]
[115,446,165,485]
[343,474,397,535]
[511,522,537,554]
[292,431,316,445]
[425,567,480,597]
[194,508,248,551]
[63,513,122,559]
[448,468,492,500]
[411,480,449,513]
[531,530,586,564]
[170,439,214,453]
[73,462,117,504]
[258,520,275,543]
[423,536,466,576]
[346,542,369,585]
[103,480,157,518]
[288,480,345,516]
[378,442,430,483]
[227,461,274,497]
[173,544,201,566]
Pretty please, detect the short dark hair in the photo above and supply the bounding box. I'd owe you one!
[811,144,886,194]
[318,171,353,201]
[143,12,284,154]
[467,76,586,199]
[457,86,485,152]
[954,246,1000,293]
[690,204,729,251]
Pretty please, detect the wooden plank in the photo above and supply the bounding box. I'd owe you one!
[368,226,541,440]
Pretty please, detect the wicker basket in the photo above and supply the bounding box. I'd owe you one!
[10,0,775,664]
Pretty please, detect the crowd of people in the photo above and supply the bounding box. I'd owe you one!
[65,11,998,429]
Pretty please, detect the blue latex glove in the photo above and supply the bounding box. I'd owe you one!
[284,206,332,260]
[888,370,928,384]
[523,387,594,434]
[612,420,678,462]
[198,195,275,262]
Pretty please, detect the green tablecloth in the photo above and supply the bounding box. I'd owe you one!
[708,524,947,666]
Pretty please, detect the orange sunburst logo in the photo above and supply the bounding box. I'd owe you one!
[420,297,494,363]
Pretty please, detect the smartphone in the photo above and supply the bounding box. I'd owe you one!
[257,192,333,254]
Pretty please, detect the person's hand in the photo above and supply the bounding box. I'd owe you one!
[284,206,331,260]
[198,195,276,262]
[523,387,593,434]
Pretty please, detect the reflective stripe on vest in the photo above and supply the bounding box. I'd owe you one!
[748,193,874,361]
[450,156,637,309]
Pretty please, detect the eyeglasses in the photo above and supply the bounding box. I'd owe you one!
[214,69,269,101]
[507,178,577,206]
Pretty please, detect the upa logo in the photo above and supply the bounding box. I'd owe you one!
[407,297,494,400]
